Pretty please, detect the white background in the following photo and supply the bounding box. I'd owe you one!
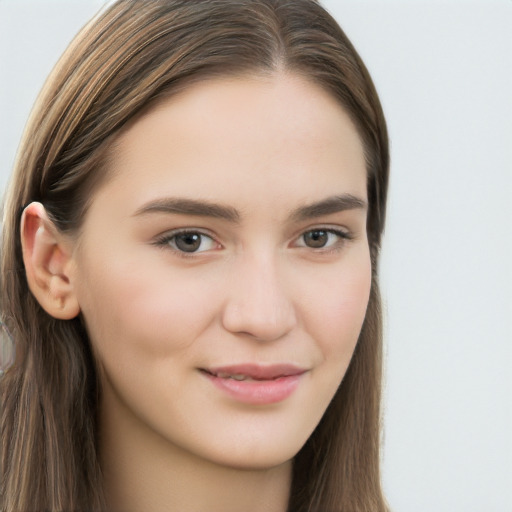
[1,1,511,511]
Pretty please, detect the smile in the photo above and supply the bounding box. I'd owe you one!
[214,373,269,381]
[200,364,307,405]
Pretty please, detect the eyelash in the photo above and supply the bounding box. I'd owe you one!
[153,227,353,257]
[295,227,353,254]
[153,229,219,258]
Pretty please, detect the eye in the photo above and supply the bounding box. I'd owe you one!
[296,228,351,250]
[155,230,219,254]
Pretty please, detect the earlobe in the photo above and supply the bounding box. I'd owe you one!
[21,202,80,320]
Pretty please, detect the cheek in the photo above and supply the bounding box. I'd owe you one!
[74,249,219,361]
[306,253,372,361]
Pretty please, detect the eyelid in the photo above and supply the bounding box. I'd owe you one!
[152,228,222,255]
[151,224,355,256]
[292,225,354,251]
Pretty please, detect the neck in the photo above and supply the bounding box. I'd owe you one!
[99,385,292,512]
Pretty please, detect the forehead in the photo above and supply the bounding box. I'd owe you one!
[98,72,367,217]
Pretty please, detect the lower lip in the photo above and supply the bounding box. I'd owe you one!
[202,372,303,405]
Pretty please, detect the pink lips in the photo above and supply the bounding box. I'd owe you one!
[201,364,306,405]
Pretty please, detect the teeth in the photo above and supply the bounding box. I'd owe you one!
[212,371,288,381]
[216,372,249,381]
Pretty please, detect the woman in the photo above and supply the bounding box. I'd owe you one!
[0,1,389,511]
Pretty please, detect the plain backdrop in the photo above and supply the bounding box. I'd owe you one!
[1,1,511,511]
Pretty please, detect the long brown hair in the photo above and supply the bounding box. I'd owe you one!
[0,1,389,510]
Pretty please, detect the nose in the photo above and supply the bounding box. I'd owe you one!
[221,253,297,342]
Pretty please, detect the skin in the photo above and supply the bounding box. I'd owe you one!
[44,72,371,511]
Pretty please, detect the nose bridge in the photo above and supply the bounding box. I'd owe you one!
[222,249,296,341]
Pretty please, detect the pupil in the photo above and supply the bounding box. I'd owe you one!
[304,230,328,248]
[175,233,201,252]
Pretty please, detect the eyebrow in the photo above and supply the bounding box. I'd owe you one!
[133,198,241,222]
[289,194,367,222]
[133,194,366,223]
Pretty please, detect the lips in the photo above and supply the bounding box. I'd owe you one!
[200,364,306,404]
[203,363,306,380]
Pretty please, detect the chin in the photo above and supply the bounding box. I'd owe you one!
[213,450,296,472]
[196,428,311,472]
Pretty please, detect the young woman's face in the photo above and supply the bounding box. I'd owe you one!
[70,73,370,470]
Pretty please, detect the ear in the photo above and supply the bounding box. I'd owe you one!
[20,202,80,320]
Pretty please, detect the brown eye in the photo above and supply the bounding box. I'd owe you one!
[174,233,203,252]
[155,231,218,253]
[297,228,350,250]
[303,230,329,248]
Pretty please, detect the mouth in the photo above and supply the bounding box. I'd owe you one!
[199,364,307,405]
[201,363,306,381]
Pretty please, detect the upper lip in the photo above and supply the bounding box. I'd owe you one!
[202,364,307,380]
